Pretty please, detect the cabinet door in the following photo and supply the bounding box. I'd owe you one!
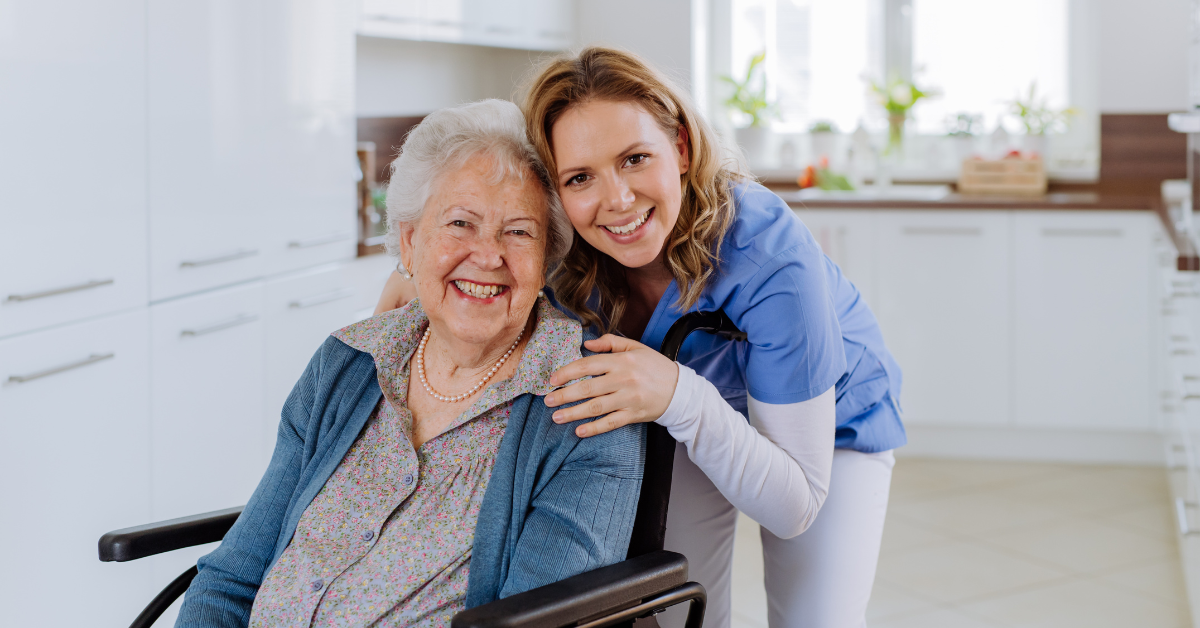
[148,0,267,301]
[0,0,147,338]
[264,265,359,459]
[0,309,152,627]
[525,0,575,50]
[150,282,266,523]
[792,208,877,309]
[1013,211,1153,430]
[261,0,358,275]
[875,211,1012,426]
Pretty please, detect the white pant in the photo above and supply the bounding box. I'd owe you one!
[658,445,895,628]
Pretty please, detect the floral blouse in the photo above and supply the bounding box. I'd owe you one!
[247,297,581,627]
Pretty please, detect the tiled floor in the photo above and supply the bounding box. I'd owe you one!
[730,458,1191,628]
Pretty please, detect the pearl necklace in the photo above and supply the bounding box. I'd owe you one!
[416,327,522,403]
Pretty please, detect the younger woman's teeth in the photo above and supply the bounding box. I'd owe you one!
[454,280,504,298]
[603,209,650,235]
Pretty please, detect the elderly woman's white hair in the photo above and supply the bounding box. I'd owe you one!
[384,99,573,273]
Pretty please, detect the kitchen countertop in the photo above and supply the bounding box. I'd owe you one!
[768,185,1199,271]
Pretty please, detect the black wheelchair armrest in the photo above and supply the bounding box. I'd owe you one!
[451,550,704,628]
[98,505,244,563]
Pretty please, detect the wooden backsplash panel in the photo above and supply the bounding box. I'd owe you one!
[357,116,426,185]
[1099,113,1186,193]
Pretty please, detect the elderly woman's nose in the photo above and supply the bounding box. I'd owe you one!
[465,233,506,268]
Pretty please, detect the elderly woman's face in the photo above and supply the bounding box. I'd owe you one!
[398,153,548,346]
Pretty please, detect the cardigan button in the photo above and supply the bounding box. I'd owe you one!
[361,529,374,541]
[402,473,414,486]
[310,579,324,592]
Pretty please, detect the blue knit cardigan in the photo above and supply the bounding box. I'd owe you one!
[176,335,646,627]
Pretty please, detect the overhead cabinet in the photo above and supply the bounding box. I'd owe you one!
[359,0,575,51]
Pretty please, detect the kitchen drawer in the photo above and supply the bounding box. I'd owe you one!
[874,211,1013,426]
[0,0,148,338]
[1013,211,1154,431]
[264,265,360,458]
[0,308,152,627]
[150,282,267,524]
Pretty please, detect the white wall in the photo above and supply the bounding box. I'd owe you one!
[1097,0,1190,112]
[355,36,546,116]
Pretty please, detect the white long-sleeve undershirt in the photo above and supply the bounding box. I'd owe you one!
[655,364,835,539]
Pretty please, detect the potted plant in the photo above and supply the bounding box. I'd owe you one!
[945,112,982,162]
[869,76,938,155]
[808,120,840,166]
[721,51,777,167]
[1007,82,1077,158]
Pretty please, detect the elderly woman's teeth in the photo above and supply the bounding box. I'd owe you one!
[603,209,650,235]
[454,280,503,298]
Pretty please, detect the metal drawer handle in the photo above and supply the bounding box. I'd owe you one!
[1041,228,1123,238]
[7,352,114,384]
[289,288,353,309]
[180,314,258,338]
[901,226,982,236]
[287,232,353,249]
[1177,498,1200,535]
[180,249,259,269]
[4,278,114,303]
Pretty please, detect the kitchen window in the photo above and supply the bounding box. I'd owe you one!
[723,0,1096,178]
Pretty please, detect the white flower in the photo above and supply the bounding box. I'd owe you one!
[889,84,913,107]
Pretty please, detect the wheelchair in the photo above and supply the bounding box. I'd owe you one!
[99,310,745,628]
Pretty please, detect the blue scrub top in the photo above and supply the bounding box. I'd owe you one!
[637,183,906,453]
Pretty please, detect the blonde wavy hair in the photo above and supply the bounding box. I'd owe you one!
[522,46,748,333]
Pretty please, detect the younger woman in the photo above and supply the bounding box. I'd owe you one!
[375,48,904,628]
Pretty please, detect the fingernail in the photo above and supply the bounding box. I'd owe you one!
[576,426,587,437]
[546,394,556,406]
[552,411,563,422]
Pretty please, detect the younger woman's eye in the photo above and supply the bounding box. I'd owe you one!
[566,173,589,187]
[626,154,648,167]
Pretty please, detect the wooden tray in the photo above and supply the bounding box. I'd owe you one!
[959,157,1047,196]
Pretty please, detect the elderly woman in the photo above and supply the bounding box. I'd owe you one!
[174,99,646,627]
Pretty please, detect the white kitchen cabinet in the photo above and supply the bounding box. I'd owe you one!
[263,265,360,459]
[147,0,267,301]
[874,211,1013,426]
[0,309,152,627]
[1013,211,1154,431]
[260,0,358,276]
[150,282,266,524]
[791,208,878,309]
[0,0,147,339]
[358,0,574,51]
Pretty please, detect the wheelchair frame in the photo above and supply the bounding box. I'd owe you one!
[99,310,744,628]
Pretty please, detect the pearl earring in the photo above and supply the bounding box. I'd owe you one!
[538,289,545,298]
[396,262,412,281]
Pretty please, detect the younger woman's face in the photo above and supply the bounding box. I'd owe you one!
[551,100,689,271]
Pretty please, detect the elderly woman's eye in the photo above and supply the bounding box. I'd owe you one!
[450,219,470,228]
